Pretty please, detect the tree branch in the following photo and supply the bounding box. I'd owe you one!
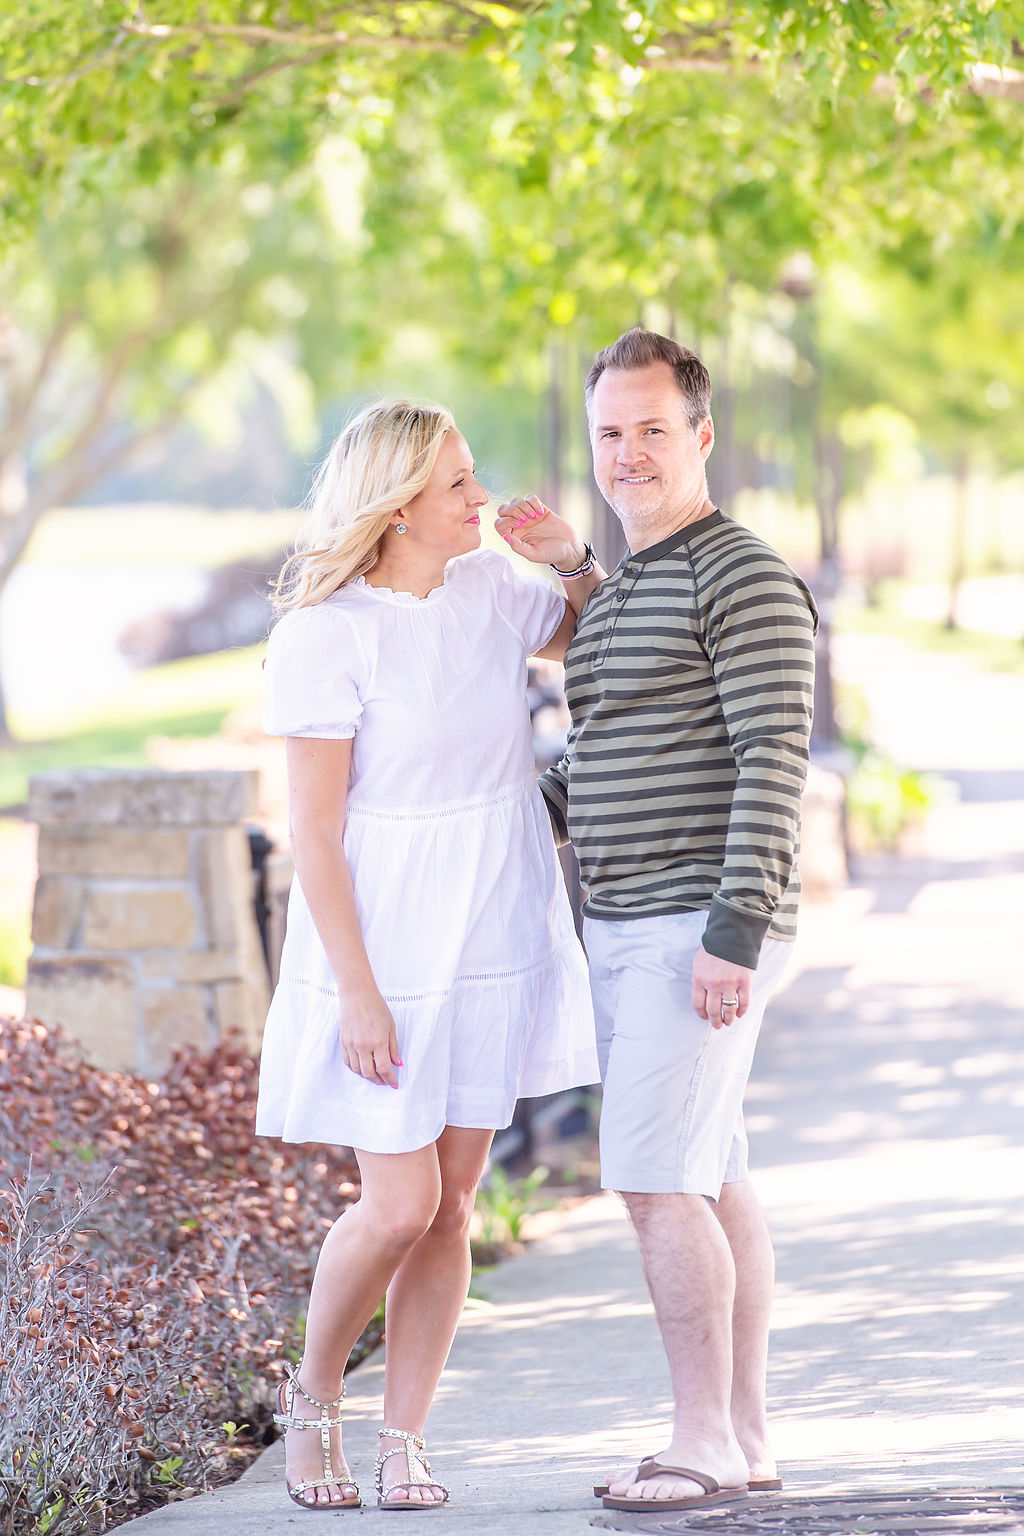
[119,21,463,53]
[203,45,343,112]
[28,387,200,521]
[0,310,81,461]
[1,381,206,592]
[18,29,132,90]
[13,12,1021,103]
[643,50,734,74]
[36,329,153,490]
[0,493,44,592]
[644,45,1024,99]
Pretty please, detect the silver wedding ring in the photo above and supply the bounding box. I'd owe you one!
[721,997,739,1009]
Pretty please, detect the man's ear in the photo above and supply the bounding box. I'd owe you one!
[698,416,715,460]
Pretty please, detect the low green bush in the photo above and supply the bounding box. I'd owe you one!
[845,750,947,852]
[475,1164,550,1250]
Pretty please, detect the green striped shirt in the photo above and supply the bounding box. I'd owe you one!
[539,509,818,970]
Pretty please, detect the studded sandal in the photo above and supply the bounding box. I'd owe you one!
[375,1426,450,1510]
[273,1364,361,1510]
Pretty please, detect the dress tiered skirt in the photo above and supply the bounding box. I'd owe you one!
[255,779,598,1153]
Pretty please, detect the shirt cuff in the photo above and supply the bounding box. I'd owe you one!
[701,896,771,971]
[537,777,570,848]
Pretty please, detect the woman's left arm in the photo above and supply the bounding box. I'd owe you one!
[495,495,606,659]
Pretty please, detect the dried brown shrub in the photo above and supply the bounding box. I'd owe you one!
[0,1018,363,1536]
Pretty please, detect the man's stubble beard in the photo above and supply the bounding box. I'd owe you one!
[604,481,672,531]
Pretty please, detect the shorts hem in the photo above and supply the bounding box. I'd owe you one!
[600,1169,723,1198]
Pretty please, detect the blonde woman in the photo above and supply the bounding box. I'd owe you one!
[257,401,601,1511]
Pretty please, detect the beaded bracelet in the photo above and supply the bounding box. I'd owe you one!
[550,542,595,580]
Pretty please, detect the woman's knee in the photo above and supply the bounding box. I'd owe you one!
[355,1149,442,1250]
[429,1178,479,1239]
[354,1176,440,1250]
[363,1191,439,1250]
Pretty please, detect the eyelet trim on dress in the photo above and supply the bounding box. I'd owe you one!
[284,959,547,1004]
[345,778,535,822]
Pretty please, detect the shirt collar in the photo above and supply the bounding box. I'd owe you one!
[624,507,724,566]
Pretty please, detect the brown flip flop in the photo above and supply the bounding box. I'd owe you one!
[594,1468,782,1498]
[601,1462,748,1512]
[593,1452,660,1499]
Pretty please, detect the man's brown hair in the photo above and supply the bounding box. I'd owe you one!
[585,327,712,434]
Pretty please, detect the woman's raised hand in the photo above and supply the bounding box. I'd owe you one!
[495,496,588,571]
[338,987,403,1088]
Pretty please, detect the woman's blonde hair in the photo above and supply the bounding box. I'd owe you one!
[272,398,456,612]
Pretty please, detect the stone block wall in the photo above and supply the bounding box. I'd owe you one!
[26,769,270,1076]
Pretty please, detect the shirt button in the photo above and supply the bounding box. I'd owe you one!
[616,592,626,601]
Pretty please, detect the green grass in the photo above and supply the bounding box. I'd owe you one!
[836,584,1024,674]
[0,645,264,809]
[0,709,233,808]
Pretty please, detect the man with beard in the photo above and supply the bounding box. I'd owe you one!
[513,327,818,1512]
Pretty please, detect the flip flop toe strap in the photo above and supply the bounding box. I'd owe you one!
[634,1462,721,1494]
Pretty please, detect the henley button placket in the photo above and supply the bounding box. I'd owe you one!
[595,562,640,668]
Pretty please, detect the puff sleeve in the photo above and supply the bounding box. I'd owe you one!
[484,549,566,657]
[263,602,366,740]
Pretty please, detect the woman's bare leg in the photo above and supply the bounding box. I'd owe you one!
[378,1125,494,1505]
[283,1142,443,1506]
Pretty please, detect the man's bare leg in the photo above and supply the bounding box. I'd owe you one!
[713,1179,778,1484]
[606,1191,749,1503]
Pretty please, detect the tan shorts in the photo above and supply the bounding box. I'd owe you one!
[584,910,792,1198]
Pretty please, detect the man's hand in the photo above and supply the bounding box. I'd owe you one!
[691,945,755,1029]
[495,495,587,570]
[338,987,402,1087]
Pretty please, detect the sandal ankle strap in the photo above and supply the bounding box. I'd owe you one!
[274,1408,346,1432]
[379,1426,424,1449]
[282,1362,345,1414]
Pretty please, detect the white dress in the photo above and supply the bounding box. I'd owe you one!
[256,548,598,1154]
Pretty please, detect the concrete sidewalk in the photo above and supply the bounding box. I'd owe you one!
[131,779,1024,1534]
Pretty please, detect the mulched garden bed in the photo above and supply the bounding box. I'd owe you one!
[0,1016,370,1536]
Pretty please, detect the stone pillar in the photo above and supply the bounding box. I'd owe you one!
[26,769,270,1076]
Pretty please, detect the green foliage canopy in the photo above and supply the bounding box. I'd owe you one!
[2,3,1023,490]
[3,3,1023,275]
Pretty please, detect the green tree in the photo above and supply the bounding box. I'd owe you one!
[3,2,1024,740]
[0,163,355,739]
[3,3,1023,250]
[818,249,1024,620]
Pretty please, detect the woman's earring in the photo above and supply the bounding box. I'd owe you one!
[395,522,408,534]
